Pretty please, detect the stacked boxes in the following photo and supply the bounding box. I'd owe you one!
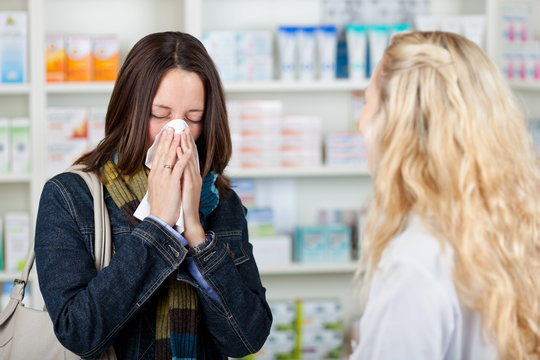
[325,131,366,166]
[296,299,344,359]
[252,301,297,360]
[228,101,324,169]
[45,34,119,82]
[281,116,322,168]
[228,100,282,168]
[0,11,27,84]
[247,299,344,360]
[498,3,540,83]
[294,225,351,263]
[202,31,273,83]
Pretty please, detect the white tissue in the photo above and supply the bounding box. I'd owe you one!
[133,119,199,233]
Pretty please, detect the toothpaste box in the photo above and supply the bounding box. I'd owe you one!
[10,118,30,173]
[45,34,65,82]
[0,118,10,173]
[93,35,119,82]
[65,35,92,81]
[0,12,27,84]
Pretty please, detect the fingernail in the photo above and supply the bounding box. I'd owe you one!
[166,127,174,134]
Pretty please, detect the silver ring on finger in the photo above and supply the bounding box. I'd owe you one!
[163,164,172,169]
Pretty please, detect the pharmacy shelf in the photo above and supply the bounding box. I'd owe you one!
[259,262,358,276]
[0,174,31,183]
[224,79,369,93]
[226,165,370,179]
[44,80,369,94]
[45,82,115,94]
[0,84,31,94]
[509,81,540,91]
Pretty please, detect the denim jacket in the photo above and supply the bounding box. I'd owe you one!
[34,172,272,359]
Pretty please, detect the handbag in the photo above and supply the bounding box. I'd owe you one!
[0,166,117,359]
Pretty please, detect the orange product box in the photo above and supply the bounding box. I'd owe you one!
[65,35,92,81]
[93,35,119,82]
[45,34,65,82]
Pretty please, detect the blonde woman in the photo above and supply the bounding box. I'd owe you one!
[351,31,540,359]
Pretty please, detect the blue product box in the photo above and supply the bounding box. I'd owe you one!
[294,227,326,263]
[326,225,351,263]
[0,12,27,84]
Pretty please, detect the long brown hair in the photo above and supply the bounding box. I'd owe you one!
[75,31,232,195]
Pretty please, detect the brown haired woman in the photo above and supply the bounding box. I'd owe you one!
[34,32,272,359]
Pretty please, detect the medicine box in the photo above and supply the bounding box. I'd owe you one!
[327,225,352,263]
[251,235,292,267]
[65,35,92,81]
[255,330,296,360]
[47,107,90,174]
[45,34,65,82]
[4,212,29,271]
[246,207,275,237]
[0,11,27,84]
[93,35,119,81]
[294,225,352,263]
[294,226,326,263]
[0,118,9,173]
[10,118,30,173]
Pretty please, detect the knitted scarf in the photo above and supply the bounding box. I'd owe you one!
[101,160,219,359]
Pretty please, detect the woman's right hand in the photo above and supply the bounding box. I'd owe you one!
[147,127,192,227]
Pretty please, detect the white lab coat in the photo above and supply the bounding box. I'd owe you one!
[350,216,498,360]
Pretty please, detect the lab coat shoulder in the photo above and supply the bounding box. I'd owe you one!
[352,217,459,360]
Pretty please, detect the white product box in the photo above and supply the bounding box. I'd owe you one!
[0,12,27,84]
[255,330,296,360]
[299,299,343,330]
[268,301,296,331]
[47,107,89,140]
[501,3,531,42]
[47,139,88,175]
[10,118,30,173]
[4,212,29,271]
[89,107,106,149]
[235,31,273,82]
[251,235,292,267]
[0,118,10,173]
[202,31,237,82]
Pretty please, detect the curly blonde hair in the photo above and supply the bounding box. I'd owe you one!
[357,31,540,359]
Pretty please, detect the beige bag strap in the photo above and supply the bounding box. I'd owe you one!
[0,166,111,325]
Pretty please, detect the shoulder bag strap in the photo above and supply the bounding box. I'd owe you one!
[0,166,112,325]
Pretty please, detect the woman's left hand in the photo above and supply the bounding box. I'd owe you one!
[179,128,205,247]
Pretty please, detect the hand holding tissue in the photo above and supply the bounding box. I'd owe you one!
[133,119,199,233]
